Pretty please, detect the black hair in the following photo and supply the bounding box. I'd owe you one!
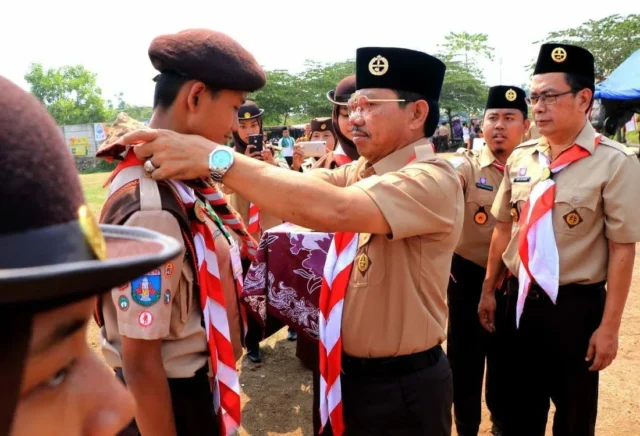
[282,127,289,131]
[395,90,440,137]
[564,73,595,114]
[153,72,219,109]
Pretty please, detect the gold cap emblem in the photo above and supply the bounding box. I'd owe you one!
[78,205,106,260]
[368,55,389,76]
[243,112,251,119]
[505,89,517,102]
[320,123,326,130]
[551,47,567,63]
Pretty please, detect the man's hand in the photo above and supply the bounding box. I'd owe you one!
[291,144,305,171]
[478,285,497,333]
[123,129,215,180]
[244,144,262,160]
[586,326,618,371]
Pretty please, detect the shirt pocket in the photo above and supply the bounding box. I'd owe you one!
[554,187,600,236]
[349,233,386,288]
[178,265,195,323]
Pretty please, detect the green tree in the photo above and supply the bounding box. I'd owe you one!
[24,63,113,125]
[107,93,153,122]
[298,60,355,119]
[440,32,495,69]
[533,14,640,81]
[251,70,302,125]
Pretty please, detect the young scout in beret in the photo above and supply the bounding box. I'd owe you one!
[480,43,640,436]
[447,85,530,436]
[0,76,181,436]
[95,29,265,436]
[121,46,464,436]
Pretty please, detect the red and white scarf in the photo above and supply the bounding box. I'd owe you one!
[333,144,353,167]
[318,232,359,436]
[516,135,600,326]
[169,180,246,436]
[248,203,260,234]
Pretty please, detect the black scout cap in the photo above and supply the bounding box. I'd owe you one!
[533,43,595,84]
[355,47,446,101]
[485,85,528,113]
[149,29,267,92]
[237,100,264,120]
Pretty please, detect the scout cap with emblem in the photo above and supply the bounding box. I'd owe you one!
[237,100,264,120]
[0,76,181,435]
[533,43,595,84]
[326,74,356,105]
[355,47,446,136]
[486,85,528,114]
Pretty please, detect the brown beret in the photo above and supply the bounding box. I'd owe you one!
[310,117,334,134]
[149,29,266,92]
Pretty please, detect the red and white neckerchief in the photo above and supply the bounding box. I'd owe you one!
[333,144,353,167]
[247,203,260,234]
[317,153,418,435]
[492,161,505,173]
[516,135,601,326]
[169,180,246,436]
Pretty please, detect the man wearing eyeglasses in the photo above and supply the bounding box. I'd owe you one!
[480,43,640,436]
[116,46,464,435]
[447,85,530,436]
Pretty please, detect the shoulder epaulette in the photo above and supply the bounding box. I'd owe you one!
[599,136,638,157]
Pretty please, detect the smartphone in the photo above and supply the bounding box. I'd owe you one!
[299,141,326,157]
[248,134,263,152]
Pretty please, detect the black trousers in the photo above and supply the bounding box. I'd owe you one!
[116,365,218,436]
[447,254,506,435]
[500,277,605,436]
[314,346,453,435]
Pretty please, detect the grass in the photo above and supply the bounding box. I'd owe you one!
[80,172,110,218]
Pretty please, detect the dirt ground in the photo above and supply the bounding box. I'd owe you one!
[88,245,640,435]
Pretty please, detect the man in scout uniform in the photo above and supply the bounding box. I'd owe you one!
[95,29,265,436]
[447,85,529,436]
[0,76,180,436]
[121,46,464,436]
[479,43,640,436]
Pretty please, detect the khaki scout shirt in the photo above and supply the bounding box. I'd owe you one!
[492,122,640,285]
[312,138,464,358]
[449,146,505,268]
[101,174,244,378]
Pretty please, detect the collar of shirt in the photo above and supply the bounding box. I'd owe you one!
[479,145,501,169]
[367,137,433,176]
[535,120,596,159]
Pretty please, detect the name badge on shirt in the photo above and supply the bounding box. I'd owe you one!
[513,176,531,183]
[229,241,244,286]
[476,177,493,191]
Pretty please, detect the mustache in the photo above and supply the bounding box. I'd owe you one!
[352,126,368,135]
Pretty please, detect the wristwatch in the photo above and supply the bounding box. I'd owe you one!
[208,146,235,183]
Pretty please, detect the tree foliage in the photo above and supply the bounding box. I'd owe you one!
[25,63,113,125]
[533,14,640,81]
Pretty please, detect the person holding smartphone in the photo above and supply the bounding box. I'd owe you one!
[291,117,337,172]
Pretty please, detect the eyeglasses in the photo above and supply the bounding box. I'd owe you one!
[347,93,406,117]
[526,90,577,106]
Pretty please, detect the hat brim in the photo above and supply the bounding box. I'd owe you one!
[238,108,265,121]
[0,224,182,305]
[326,90,349,106]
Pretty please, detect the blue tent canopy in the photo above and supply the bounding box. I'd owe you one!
[594,49,640,101]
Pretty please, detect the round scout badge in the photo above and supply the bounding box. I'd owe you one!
[357,253,370,274]
[474,207,488,225]
[541,167,551,181]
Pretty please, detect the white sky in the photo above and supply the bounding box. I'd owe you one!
[1,1,635,106]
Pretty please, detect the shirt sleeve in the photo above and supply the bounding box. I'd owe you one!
[351,161,462,241]
[110,210,186,340]
[491,158,514,222]
[307,164,353,187]
[449,154,473,191]
[603,155,640,243]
